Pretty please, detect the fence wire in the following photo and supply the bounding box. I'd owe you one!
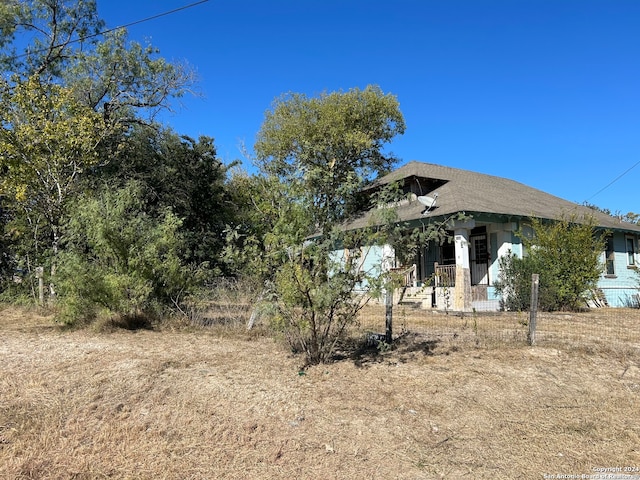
[357,303,640,355]
[199,277,640,357]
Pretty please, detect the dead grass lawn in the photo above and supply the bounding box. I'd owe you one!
[1,306,639,479]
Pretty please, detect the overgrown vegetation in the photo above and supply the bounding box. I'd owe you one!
[494,215,605,311]
[56,181,206,324]
[229,87,408,364]
[1,1,434,364]
[1,2,634,367]
[0,1,224,324]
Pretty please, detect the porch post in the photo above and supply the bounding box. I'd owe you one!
[453,227,472,311]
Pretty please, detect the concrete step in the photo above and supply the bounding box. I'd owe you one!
[471,300,500,312]
[401,286,433,299]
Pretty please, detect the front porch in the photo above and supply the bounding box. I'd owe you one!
[391,219,502,312]
[394,265,500,312]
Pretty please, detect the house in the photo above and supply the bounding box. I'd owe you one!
[344,161,640,311]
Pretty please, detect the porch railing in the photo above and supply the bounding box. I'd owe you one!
[389,263,456,288]
[434,263,456,287]
[390,264,417,287]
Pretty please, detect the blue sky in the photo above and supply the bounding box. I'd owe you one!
[97,0,640,215]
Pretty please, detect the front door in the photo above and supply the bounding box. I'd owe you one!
[470,231,489,285]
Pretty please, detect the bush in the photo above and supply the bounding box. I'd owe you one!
[495,252,535,311]
[494,215,605,312]
[269,250,371,365]
[56,181,206,325]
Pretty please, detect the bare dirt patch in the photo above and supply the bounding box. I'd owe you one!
[1,306,639,479]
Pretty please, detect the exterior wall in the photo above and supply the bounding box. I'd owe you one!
[330,244,395,295]
[347,223,639,310]
[598,232,639,307]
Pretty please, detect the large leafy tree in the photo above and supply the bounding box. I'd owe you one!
[90,126,236,273]
[0,0,193,124]
[0,0,197,300]
[65,28,195,126]
[233,86,407,364]
[0,76,117,292]
[0,0,103,79]
[255,85,405,233]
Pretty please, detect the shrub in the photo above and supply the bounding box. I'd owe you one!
[56,181,206,325]
[269,246,371,364]
[494,215,605,312]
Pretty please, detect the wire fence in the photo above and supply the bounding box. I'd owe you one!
[198,277,640,356]
[357,303,640,355]
[595,275,640,308]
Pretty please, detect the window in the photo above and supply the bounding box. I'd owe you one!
[626,236,636,267]
[605,236,615,275]
[440,240,455,265]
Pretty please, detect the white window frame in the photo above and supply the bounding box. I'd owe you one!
[626,235,637,267]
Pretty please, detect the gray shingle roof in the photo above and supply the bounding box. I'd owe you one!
[351,161,640,232]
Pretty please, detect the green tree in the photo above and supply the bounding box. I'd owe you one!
[224,170,311,280]
[0,76,116,294]
[494,215,605,311]
[255,85,405,233]
[87,126,235,274]
[57,180,203,324]
[0,0,103,79]
[235,86,409,364]
[65,28,195,126]
[0,0,196,300]
[0,0,193,124]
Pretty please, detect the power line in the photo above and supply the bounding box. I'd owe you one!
[91,0,210,40]
[6,0,210,62]
[585,158,640,203]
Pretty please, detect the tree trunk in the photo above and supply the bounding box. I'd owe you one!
[49,223,59,299]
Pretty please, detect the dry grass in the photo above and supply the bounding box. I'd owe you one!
[1,305,640,479]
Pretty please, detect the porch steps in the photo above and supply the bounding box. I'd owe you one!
[397,286,434,308]
[398,287,501,312]
[471,300,501,312]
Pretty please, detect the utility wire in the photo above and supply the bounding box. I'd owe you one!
[585,158,640,203]
[6,0,209,62]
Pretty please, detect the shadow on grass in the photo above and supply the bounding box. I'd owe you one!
[92,313,155,332]
[334,331,442,367]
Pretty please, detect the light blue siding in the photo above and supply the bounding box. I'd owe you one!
[598,232,639,307]
[330,245,392,294]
